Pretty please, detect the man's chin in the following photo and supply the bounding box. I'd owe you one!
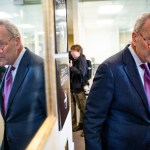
[145,57,150,63]
[0,62,6,67]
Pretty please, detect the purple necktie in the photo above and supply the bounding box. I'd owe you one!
[3,66,15,114]
[140,64,150,106]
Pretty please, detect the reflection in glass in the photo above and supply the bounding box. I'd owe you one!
[0,0,45,58]
[0,0,47,149]
[55,0,68,53]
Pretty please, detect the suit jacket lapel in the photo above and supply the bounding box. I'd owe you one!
[122,47,149,111]
[5,49,30,116]
[0,67,13,118]
[0,75,5,118]
[148,63,150,69]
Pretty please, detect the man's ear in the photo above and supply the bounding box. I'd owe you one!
[132,32,138,45]
[15,36,21,47]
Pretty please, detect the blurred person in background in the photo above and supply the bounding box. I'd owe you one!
[69,44,88,137]
[69,51,77,124]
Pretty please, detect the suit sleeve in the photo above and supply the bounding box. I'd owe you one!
[84,63,114,150]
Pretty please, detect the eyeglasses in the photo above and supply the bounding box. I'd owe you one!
[139,33,150,47]
[0,37,14,51]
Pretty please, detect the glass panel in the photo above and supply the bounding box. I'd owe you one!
[0,0,47,149]
[54,0,68,53]
[0,0,45,57]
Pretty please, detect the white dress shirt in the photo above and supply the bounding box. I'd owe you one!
[11,48,26,82]
[128,45,149,85]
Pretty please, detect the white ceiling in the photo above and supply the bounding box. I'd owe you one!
[0,0,43,33]
[67,0,150,34]
[0,0,150,35]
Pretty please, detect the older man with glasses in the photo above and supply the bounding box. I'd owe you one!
[0,19,47,150]
[84,12,150,150]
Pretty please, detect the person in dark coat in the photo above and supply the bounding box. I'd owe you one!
[69,44,88,136]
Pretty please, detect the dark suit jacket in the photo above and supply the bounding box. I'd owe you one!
[84,45,150,150]
[0,48,47,150]
[0,66,6,83]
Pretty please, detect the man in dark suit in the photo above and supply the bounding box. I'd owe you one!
[0,20,47,150]
[84,12,150,150]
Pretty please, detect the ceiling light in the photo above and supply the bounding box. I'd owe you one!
[17,24,34,29]
[13,13,19,17]
[0,12,13,19]
[98,5,123,14]
[37,31,44,35]
[23,36,28,39]
[97,19,113,25]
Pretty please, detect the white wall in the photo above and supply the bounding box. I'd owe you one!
[77,5,121,64]
[76,1,142,64]
[43,110,74,150]
[0,114,4,145]
[82,27,120,64]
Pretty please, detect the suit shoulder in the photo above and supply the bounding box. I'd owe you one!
[25,49,44,65]
[105,50,124,64]
[97,47,130,74]
[104,47,130,66]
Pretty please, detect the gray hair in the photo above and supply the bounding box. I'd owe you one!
[134,12,150,32]
[0,19,20,37]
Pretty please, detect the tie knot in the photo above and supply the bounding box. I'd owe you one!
[9,65,15,71]
[140,63,149,70]
[140,64,150,80]
[140,63,146,69]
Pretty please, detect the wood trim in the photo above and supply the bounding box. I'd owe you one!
[26,0,57,149]
[42,0,57,116]
[26,116,56,150]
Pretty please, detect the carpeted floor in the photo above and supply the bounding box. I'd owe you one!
[73,129,85,150]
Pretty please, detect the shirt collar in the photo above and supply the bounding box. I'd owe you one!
[128,45,143,67]
[12,47,26,69]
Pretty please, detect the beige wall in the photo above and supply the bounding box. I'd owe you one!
[68,34,74,50]
[0,114,4,144]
